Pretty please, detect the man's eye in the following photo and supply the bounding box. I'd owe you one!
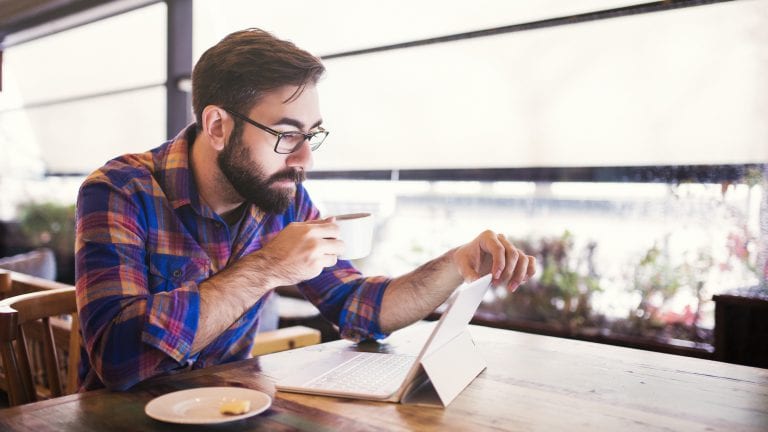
[280,132,305,144]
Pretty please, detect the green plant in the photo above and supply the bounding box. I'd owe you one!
[17,202,76,252]
[498,231,603,330]
[628,238,681,328]
[613,237,715,343]
[490,231,714,344]
[16,201,77,283]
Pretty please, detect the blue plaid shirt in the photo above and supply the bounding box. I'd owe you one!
[75,125,391,391]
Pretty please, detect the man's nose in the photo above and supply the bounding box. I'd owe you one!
[285,140,314,170]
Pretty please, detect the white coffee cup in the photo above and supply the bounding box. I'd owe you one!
[332,212,374,260]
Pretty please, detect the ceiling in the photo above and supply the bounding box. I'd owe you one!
[1,0,88,39]
[0,0,154,44]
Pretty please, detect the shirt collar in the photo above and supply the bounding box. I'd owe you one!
[155,124,205,212]
[157,123,266,225]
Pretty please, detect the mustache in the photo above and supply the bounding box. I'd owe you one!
[268,168,306,184]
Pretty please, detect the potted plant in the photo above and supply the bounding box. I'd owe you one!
[481,231,604,334]
[16,202,76,284]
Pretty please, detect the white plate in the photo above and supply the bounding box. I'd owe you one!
[144,386,272,424]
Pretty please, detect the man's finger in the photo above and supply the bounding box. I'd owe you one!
[320,253,339,269]
[510,253,529,287]
[306,216,336,225]
[481,232,506,279]
[495,234,519,287]
[525,255,537,282]
[309,222,341,239]
[321,238,346,256]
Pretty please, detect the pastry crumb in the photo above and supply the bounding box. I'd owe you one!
[220,399,251,415]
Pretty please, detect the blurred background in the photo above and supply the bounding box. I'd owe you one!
[1,0,766,366]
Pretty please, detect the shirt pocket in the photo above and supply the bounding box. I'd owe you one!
[147,253,208,292]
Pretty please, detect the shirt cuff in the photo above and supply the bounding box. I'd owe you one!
[339,276,391,342]
[141,283,200,363]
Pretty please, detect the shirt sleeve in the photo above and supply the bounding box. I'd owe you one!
[291,186,392,341]
[299,265,391,341]
[75,174,200,391]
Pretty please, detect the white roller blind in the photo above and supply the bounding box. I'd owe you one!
[0,3,167,109]
[0,3,167,175]
[194,0,643,58]
[1,86,166,175]
[311,0,768,170]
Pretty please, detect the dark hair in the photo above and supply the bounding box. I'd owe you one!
[191,28,325,127]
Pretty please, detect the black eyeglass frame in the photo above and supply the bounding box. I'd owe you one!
[222,108,328,154]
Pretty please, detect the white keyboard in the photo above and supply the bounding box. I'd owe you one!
[304,353,415,395]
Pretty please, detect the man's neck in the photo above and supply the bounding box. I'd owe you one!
[221,201,248,226]
[190,131,244,216]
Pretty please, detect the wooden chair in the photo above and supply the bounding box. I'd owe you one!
[251,325,321,356]
[250,292,322,356]
[0,271,320,406]
[0,276,80,406]
[0,269,73,299]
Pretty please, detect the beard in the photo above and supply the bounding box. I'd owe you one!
[217,127,306,214]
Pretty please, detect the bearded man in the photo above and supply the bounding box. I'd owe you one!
[74,28,535,391]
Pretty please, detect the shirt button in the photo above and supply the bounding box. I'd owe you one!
[172,269,182,278]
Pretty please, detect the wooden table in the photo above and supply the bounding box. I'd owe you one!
[0,324,766,431]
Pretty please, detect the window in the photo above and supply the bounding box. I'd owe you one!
[193,0,768,350]
[0,2,167,176]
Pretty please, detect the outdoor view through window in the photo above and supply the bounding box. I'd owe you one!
[0,0,766,358]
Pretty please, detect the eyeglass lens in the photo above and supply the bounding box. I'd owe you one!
[276,131,328,154]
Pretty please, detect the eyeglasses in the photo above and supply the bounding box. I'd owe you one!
[222,108,329,154]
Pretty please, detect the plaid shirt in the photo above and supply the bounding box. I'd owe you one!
[75,125,391,391]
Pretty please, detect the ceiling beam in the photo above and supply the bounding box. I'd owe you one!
[0,0,158,47]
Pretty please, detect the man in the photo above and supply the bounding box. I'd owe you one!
[75,28,536,391]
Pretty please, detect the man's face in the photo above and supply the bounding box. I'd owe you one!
[217,85,321,213]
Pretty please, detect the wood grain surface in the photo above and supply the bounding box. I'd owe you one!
[0,324,765,431]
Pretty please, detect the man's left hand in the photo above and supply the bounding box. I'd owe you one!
[452,230,536,292]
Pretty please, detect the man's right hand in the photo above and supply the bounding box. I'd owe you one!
[250,217,344,286]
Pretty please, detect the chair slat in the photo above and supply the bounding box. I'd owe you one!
[0,341,24,405]
[66,315,81,394]
[16,326,37,404]
[0,271,11,296]
[41,317,63,397]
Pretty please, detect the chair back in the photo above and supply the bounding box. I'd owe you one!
[0,277,80,406]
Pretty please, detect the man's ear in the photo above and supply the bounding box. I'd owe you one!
[201,105,228,151]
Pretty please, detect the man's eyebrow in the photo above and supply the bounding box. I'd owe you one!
[274,117,323,131]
